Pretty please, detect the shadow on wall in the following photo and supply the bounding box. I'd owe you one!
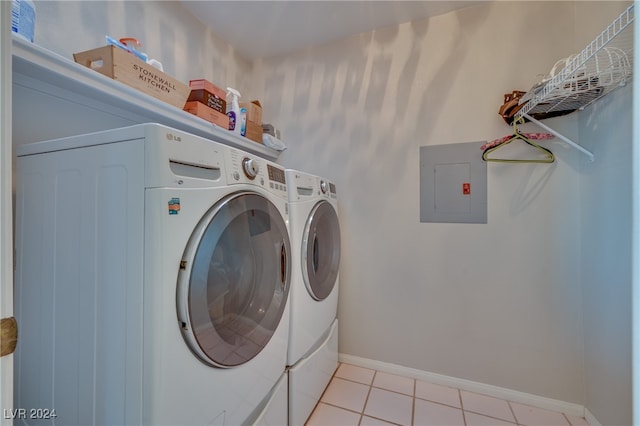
[510,162,557,215]
[157,2,253,88]
[80,1,112,41]
[272,5,492,216]
[412,6,490,141]
[37,1,253,89]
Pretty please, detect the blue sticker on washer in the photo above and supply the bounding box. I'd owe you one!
[168,198,181,215]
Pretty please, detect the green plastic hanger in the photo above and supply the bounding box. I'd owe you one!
[483,119,555,164]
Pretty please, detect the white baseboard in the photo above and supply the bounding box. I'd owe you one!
[339,353,588,419]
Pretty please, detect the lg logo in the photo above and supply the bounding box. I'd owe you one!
[165,133,182,142]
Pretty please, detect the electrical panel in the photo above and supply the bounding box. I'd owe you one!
[420,142,487,224]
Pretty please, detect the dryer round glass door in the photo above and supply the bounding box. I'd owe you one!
[177,192,291,368]
[302,200,341,301]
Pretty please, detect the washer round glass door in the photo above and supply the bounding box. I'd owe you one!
[177,192,291,368]
[302,200,341,301]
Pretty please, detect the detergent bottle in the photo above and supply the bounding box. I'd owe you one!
[12,0,36,42]
[226,88,242,134]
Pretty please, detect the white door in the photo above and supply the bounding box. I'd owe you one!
[302,200,341,301]
[177,192,291,368]
[1,0,15,422]
[633,5,640,423]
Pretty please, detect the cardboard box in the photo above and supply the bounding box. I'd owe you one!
[189,79,226,100]
[73,46,190,109]
[184,101,229,129]
[245,121,263,144]
[240,100,262,125]
[187,89,226,114]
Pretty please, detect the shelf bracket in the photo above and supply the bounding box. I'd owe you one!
[523,113,594,162]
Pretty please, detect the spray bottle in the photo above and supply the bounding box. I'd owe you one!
[226,88,242,134]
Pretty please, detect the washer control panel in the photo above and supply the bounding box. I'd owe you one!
[226,149,287,196]
[267,164,286,186]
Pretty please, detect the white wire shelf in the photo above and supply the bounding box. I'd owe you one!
[514,4,634,161]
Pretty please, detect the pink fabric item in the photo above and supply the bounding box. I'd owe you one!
[481,132,554,150]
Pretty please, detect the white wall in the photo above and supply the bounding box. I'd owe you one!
[575,4,633,425]
[252,1,629,409]
[579,85,632,426]
[32,1,254,97]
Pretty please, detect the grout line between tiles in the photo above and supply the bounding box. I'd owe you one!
[362,369,377,419]
[359,411,403,426]
[336,375,422,401]
[563,412,583,426]
[507,400,518,424]
[336,376,374,387]
[316,401,363,422]
[465,408,522,425]
[411,378,416,426]
[461,389,470,426]
[305,362,342,425]
[371,384,414,397]
[458,388,469,426]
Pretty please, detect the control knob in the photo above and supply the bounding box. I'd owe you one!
[242,157,259,179]
[320,180,328,194]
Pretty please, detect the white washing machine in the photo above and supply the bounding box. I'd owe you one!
[14,123,291,426]
[285,169,341,425]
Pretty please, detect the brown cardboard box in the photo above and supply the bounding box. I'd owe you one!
[189,79,226,100]
[73,46,190,109]
[245,122,263,144]
[240,100,262,125]
[187,89,226,114]
[184,101,229,129]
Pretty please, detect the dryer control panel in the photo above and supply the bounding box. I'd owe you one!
[285,170,338,203]
[320,179,337,200]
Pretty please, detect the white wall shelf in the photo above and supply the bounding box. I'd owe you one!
[11,35,280,160]
[515,4,634,162]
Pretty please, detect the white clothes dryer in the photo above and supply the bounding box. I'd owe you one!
[285,169,341,425]
[14,123,291,426]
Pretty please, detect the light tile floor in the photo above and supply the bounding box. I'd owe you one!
[305,363,590,426]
